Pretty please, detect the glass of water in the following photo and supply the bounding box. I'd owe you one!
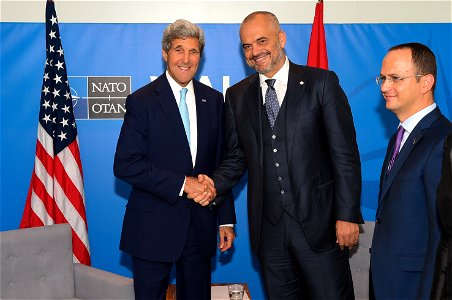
[228,283,244,300]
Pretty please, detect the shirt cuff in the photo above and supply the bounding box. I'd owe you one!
[179,177,186,196]
[219,224,234,227]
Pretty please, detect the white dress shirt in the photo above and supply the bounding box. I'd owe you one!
[259,56,290,106]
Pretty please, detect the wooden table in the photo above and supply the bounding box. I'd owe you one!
[166,283,251,300]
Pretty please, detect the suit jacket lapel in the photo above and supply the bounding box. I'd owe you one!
[378,108,442,204]
[285,62,307,162]
[155,75,192,162]
[244,75,264,167]
[245,75,262,137]
[193,81,207,168]
[378,133,396,203]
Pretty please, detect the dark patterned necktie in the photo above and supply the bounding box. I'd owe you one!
[387,126,405,175]
[265,79,280,128]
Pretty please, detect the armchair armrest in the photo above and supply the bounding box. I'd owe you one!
[73,263,134,299]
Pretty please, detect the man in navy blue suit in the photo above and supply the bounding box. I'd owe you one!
[198,11,363,299]
[114,19,236,300]
[371,42,451,299]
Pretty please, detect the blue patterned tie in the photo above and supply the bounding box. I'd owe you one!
[387,126,405,175]
[265,79,280,128]
[179,88,190,143]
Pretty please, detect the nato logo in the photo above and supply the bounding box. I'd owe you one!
[68,76,131,119]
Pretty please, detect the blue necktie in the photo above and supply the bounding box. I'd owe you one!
[265,79,280,128]
[179,88,190,143]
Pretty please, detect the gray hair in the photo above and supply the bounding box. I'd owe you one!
[161,19,205,56]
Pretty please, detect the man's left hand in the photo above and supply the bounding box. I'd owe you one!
[218,226,235,252]
[336,220,359,250]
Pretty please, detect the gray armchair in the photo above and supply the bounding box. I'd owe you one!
[0,223,134,299]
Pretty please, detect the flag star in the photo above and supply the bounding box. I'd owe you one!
[57,131,67,141]
[45,59,49,66]
[50,15,58,25]
[42,100,51,109]
[60,118,69,127]
[52,117,56,124]
[52,102,58,111]
[43,86,50,95]
[57,47,64,56]
[55,60,64,70]
[49,45,55,53]
[42,114,51,123]
[43,73,50,81]
[52,89,60,97]
[64,91,71,100]
[72,121,76,128]
[49,59,53,66]
[49,30,56,39]
[53,74,62,84]
[62,105,70,113]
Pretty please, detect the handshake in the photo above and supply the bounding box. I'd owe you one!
[184,174,216,206]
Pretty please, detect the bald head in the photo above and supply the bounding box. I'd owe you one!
[241,11,281,34]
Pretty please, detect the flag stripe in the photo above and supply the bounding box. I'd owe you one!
[21,185,45,228]
[53,185,90,265]
[30,170,55,224]
[54,149,87,219]
[53,171,87,239]
[35,145,54,196]
[57,143,85,202]
[69,137,84,180]
[71,227,91,265]
[30,188,54,225]
[37,122,54,158]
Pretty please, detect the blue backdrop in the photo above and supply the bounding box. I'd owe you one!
[1,22,451,299]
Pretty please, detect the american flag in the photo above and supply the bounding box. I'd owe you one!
[20,0,90,265]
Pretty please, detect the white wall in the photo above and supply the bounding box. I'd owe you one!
[1,0,451,23]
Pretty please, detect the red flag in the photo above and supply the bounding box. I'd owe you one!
[307,0,329,69]
[20,0,91,266]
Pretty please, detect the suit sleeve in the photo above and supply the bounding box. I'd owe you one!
[212,89,247,197]
[113,93,184,204]
[418,136,447,298]
[213,92,237,225]
[322,71,364,224]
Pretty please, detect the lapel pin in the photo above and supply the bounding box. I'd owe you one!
[299,81,304,85]
[202,99,207,102]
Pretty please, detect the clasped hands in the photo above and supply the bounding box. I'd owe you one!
[184,174,216,206]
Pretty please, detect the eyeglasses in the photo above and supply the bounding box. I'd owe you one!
[376,75,424,86]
